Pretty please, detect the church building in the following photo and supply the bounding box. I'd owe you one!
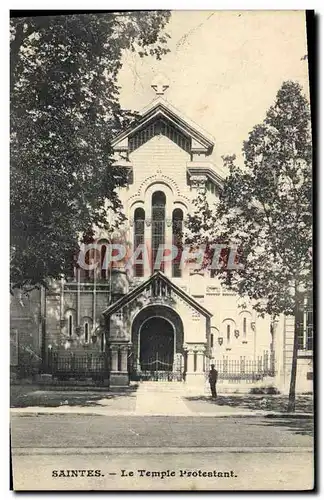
[10,80,313,393]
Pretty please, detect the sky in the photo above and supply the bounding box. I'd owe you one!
[117,10,310,170]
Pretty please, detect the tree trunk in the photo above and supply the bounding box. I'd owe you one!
[287,288,302,412]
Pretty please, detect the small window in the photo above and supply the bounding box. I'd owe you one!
[84,322,89,344]
[227,324,231,343]
[210,333,214,349]
[68,314,73,337]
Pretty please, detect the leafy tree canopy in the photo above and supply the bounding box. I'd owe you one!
[187,81,312,317]
[10,12,170,289]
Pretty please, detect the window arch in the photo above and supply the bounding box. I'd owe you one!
[172,208,183,277]
[152,191,166,272]
[134,207,145,277]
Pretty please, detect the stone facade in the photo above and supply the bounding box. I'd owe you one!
[11,88,313,392]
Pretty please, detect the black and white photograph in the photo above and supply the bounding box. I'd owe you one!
[9,9,314,491]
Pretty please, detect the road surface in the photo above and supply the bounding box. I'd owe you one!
[11,414,314,491]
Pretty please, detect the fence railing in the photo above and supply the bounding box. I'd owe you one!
[211,353,275,383]
[47,350,108,380]
[137,370,183,382]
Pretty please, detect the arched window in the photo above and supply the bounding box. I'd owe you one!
[152,191,166,272]
[68,314,73,338]
[172,208,183,277]
[134,208,145,277]
[84,322,89,344]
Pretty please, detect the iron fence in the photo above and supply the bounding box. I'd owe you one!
[138,370,183,382]
[211,353,275,383]
[47,350,108,380]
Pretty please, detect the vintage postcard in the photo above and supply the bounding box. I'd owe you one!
[10,10,314,491]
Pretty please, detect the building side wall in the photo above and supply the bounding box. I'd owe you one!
[10,288,42,374]
[277,315,313,394]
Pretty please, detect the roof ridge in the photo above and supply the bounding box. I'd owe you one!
[102,271,212,318]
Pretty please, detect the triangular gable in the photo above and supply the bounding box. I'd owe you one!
[112,97,215,155]
[103,271,212,318]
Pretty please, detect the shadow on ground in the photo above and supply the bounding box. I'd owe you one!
[10,384,138,408]
[184,394,313,414]
[259,417,314,437]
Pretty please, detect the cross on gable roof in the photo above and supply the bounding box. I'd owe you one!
[112,97,215,155]
[102,271,213,318]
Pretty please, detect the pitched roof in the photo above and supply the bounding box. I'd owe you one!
[112,97,215,155]
[102,271,212,318]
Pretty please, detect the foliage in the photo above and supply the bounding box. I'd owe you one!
[187,81,312,318]
[10,12,170,289]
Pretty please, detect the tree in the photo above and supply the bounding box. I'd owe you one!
[10,12,170,289]
[186,81,312,411]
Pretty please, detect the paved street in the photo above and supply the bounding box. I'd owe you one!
[10,383,314,491]
[11,413,314,491]
[11,414,313,449]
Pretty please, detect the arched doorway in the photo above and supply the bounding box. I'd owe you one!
[130,305,185,381]
[140,317,174,371]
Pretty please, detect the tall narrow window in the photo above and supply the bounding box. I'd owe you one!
[134,208,145,277]
[227,324,231,343]
[210,333,214,348]
[297,297,305,350]
[305,294,313,350]
[100,242,108,279]
[298,292,313,350]
[172,208,183,277]
[84,322,89,344]
[152,191,166,273]
[243,318,247,338]
[68,314,73,338]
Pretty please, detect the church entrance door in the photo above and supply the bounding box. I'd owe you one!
[139,317,174,372]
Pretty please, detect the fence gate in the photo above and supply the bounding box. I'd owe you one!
[129,352,184,382]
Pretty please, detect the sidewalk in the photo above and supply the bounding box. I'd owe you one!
[10,382,313,418]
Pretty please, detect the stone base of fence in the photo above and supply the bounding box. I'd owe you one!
[110,371,129,387]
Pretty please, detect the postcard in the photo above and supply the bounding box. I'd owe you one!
[10,10,314,491]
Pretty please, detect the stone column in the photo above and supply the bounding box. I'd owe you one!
[196,348,205,374]
[110,345,118,372]
[185,345,206,387]
[144,217,152,278]
[121,345,128,372]
[186,349,195,373]
[164,216,173,278]
[109,343,130,387]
